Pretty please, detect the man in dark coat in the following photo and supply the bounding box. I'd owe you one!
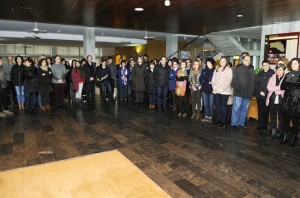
[231,55,254,130]
[154,56,170,110]
[83,55,96,103]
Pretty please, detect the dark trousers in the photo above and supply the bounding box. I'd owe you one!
[157,86,168,109]
[214,94,229,122]
[269,103,282,130]
[39,86,51,106]
[25,92,37,110]
[0,88,8,111]
[178,95,188,113]
[52,83,66,107]
[170,90,177,106]
[256,97,269,127]
[100,82,112,99]
[282,114,299,135]
[191,90,201,114]
[119,84,128,100]
[148,93,156,105]
[135,91,144,103]
[85,81,95,102]
[6,81,17,106]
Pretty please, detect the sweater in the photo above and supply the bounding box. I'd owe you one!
[51,63,67,84]
[211,66,233,95]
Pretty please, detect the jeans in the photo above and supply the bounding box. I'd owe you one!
[148,93,156,105]
[231,96,250,126]
[25,92,37,110]
[157,86,168,109]
[214,94,229,122]
[14,86,25,104]
[201,92,214,117]
[100,82,112,99]
[119,84,128,100]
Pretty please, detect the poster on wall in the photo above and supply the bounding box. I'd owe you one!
[266,33,299,69]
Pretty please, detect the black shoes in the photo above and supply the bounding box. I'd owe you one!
[212,121,221,127]
[217,122,226,129]
[232,125,238,131]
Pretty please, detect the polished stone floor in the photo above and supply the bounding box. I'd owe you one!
[0,100,300,198]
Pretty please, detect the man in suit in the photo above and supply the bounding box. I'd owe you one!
[83,55,96,103]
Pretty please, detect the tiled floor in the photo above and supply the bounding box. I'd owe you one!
[1,100,300,197]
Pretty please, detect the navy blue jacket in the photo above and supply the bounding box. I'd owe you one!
[169,68,178,91]
[199,67,214,93]
[96,66,111,84]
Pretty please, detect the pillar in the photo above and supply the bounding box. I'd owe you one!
[166,35,178,59]
[83,27,96,59]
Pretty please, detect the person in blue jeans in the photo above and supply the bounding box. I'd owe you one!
[231,55,254,130]
[154,56,170,111]
[199,58,215,123]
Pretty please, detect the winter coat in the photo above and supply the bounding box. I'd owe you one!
[266,74,284,106]
[108,64,117,79]
[72,67,85,92]
[169,68,178,91]
[0,65,7,91]
[96,66,111,85]
[254,69,275,99]
[154,64,169,87]
[23,66,39,93]
[51,63,67,84]
[3,62,13,81]
[231,64,254,98]
[117,67,129,87]
[145,69,156,93]
[280,70,300,116]
[132,63,146,92]
[37,67,53,87]
[199,67,214,94]
[189,69,201,91]
[211,66,233,95]
[11,64,25,86]
[83,62,96,83]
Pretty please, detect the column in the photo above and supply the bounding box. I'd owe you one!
[166,35,178,58]
[83,27,96,59]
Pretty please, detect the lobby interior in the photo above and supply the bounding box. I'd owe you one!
[1,0,300,197]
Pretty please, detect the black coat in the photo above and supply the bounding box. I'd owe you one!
[132,63,146,92]
[280,70,300,116]
[83,62,96,83]
[37,67,53,87]
[23,66,39,93]
[254,69,275,99]
[231,64,254,98]
[153,64,169,87]
[96,66,111,85]
[11,64,25,86]
[145,69,156,93]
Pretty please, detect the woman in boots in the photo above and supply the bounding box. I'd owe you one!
[266,63,285,140]
[11,55,25,110]
[37,58,53,111]
[280,58,300,147]
[189,60,202,120]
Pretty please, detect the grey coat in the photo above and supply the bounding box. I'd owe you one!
[0,66,7,89]
[51,63,68,84]
[3,63,13,81]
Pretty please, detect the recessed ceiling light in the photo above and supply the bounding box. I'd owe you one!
[165,0,171,6]
[237,14,243,18]
[134,7,144,11]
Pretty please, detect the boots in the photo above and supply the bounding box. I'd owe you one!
[19,104,22,110]
[191,113,196,119]
[196,114,200,120]
[46,105,50,111]
[41,106,47,112]
[21,103,25,110]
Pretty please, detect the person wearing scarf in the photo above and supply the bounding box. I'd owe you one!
[117,60,129,101]
[72,60,85,102]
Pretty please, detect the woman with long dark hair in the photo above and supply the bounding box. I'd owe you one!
[11,55,25,110]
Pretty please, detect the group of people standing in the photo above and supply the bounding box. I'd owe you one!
[0,52,299,148]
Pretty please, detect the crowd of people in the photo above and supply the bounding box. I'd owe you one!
[0,52,299,147]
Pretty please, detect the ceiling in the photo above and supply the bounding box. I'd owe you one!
[0,0,300,35]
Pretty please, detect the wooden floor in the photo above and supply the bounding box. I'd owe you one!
[1,99,300,198]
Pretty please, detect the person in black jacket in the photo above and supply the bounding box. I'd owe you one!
[37,58,53,111]
[254,60,274,131]
[280,58,300,147]
[154,56,169,110]
[11,55,25,110]
[83,55,96,103]
[145,60,156,109]
[231,55,254,130]
[23,57,39,113]
[96,59,112,101]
